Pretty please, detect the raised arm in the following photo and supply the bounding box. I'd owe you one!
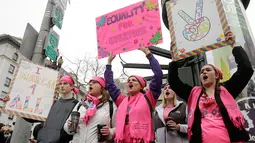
[104,53,125,106]
[222,46,254,98]
[147,53,163,100]
[138,46,163,107]
[168,61,193,102]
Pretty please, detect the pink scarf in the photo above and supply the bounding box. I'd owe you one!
[115,92,154,143]
[187,86,245,140]
[82,94,101,125]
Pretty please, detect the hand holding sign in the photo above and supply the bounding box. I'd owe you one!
[0,95,10,102]
[178,0,210,41]
[225,30,235,48]
[139,44,150,55]
[107,53,116,65]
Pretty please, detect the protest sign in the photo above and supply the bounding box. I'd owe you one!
[167,0,231,61]
[96,0,162,59]
[1,60,59,121]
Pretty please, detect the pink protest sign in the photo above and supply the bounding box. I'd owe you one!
[96,0,163,59]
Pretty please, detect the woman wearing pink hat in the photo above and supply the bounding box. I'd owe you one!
[168,32,253,143]
[104,46,163,143]
[64,77,117,143]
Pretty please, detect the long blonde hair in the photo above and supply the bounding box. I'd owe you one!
[162,91,177,108]
[100,88,110,103]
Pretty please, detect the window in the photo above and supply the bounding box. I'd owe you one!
[12,53,18,61]
[8,64,15,74]
[4,77,11,87]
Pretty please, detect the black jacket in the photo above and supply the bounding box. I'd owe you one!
[168,46,253,142]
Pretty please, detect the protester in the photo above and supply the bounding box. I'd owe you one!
[104,46,163,143]
[154,84,188,143]
[37,75,79,143]
[3,125,12,143]
[167,31,253,142]
[64,77,117,143]
[57,56,63,71]
[0,123,5,143]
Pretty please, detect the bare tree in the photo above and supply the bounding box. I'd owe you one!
[69,54,106,92]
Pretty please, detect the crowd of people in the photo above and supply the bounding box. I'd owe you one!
[0,123,13,143]
[2,30,253,142]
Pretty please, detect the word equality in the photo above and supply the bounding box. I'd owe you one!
[106,4,144,25]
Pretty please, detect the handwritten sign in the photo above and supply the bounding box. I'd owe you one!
[96,0,163,59]
[2,60,59,121]
[167,0,231,61]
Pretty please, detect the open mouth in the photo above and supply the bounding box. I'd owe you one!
[166,91,170,96]
[203,75,208,80]
[89,87,93,91]
[129,85,133,88]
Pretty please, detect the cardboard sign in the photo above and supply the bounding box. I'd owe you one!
[2,60,59,121]
[96,0,163,59]
[167,0,231,61]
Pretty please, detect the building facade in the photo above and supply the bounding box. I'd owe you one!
[0,34,86,126]
[0,34,23,125]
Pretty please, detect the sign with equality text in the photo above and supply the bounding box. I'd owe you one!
[95,0,163,59]
[3,60,59,121]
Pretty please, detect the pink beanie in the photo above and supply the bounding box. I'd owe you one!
[207,64,223,80]
[129,75,147,89]
[59,75,79,94]
[90,77,106,88]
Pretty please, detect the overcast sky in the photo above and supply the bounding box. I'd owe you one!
[0,0,255,79]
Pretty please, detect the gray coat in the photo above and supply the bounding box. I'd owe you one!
[154,100,189,143]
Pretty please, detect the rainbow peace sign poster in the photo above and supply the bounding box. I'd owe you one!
[167,0,231,61]
[95,0,163,59]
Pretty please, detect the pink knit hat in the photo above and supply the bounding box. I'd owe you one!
[129,75,147,89]
[89,77,106,88]
[59,75,79,94]
[207,64,223,80]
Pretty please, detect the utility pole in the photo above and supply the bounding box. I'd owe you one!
[32,0,54,65]
[10,0,54,143]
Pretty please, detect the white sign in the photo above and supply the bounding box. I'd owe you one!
[167,0,230,61]
[4,60,59,121]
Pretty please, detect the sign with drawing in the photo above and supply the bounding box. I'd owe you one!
[95,0,163,59]
[1,60,59,121]
[167,0,231,61]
